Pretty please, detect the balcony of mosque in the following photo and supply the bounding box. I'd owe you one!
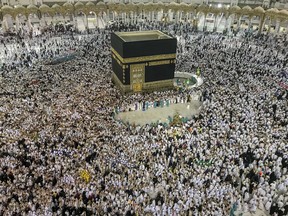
[41,1,103,7]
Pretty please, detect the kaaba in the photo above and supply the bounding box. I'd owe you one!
[111,30,177,93]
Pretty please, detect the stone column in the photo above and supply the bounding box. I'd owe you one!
[27,16,33,32]
[40,14,46,27]
[225,16,228,29]
[15,15,20,31]
[247,17,252,31]
[73,14,78,31]
[169,10,173,22]
[84,14,88,29]
[213,14,217,32]
[159,11,164,22]
[275,19,280,34]
[236,15,241,31]
[258,15,265,34]
[135,11,136,23]
[96,14,99,28]
[2,19,8,32]
[267,17,272,33]
[106,9,110,23]
[134,11,137,23]
[202,14,207,31]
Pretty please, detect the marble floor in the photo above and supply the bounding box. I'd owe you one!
[115,73,203,126]
[115,99,202,126]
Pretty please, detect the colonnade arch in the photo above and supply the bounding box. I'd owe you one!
[0,2,287,34]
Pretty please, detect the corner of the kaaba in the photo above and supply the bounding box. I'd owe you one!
[111,30,177,94]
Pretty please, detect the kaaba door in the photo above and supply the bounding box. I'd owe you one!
[130,64,145,92]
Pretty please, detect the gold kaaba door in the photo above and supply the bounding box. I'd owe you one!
[130,63,145,92]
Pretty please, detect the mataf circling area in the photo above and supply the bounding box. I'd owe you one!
[115,73,204,126]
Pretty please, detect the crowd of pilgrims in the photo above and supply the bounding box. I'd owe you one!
[0,20,287,215]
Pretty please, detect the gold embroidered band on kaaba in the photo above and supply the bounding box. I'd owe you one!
[111,48,176,64]
[112,73,174,93]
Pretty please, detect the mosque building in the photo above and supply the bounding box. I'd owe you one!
[0,0,288,35]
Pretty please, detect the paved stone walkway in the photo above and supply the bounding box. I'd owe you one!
[115,100,202,126]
